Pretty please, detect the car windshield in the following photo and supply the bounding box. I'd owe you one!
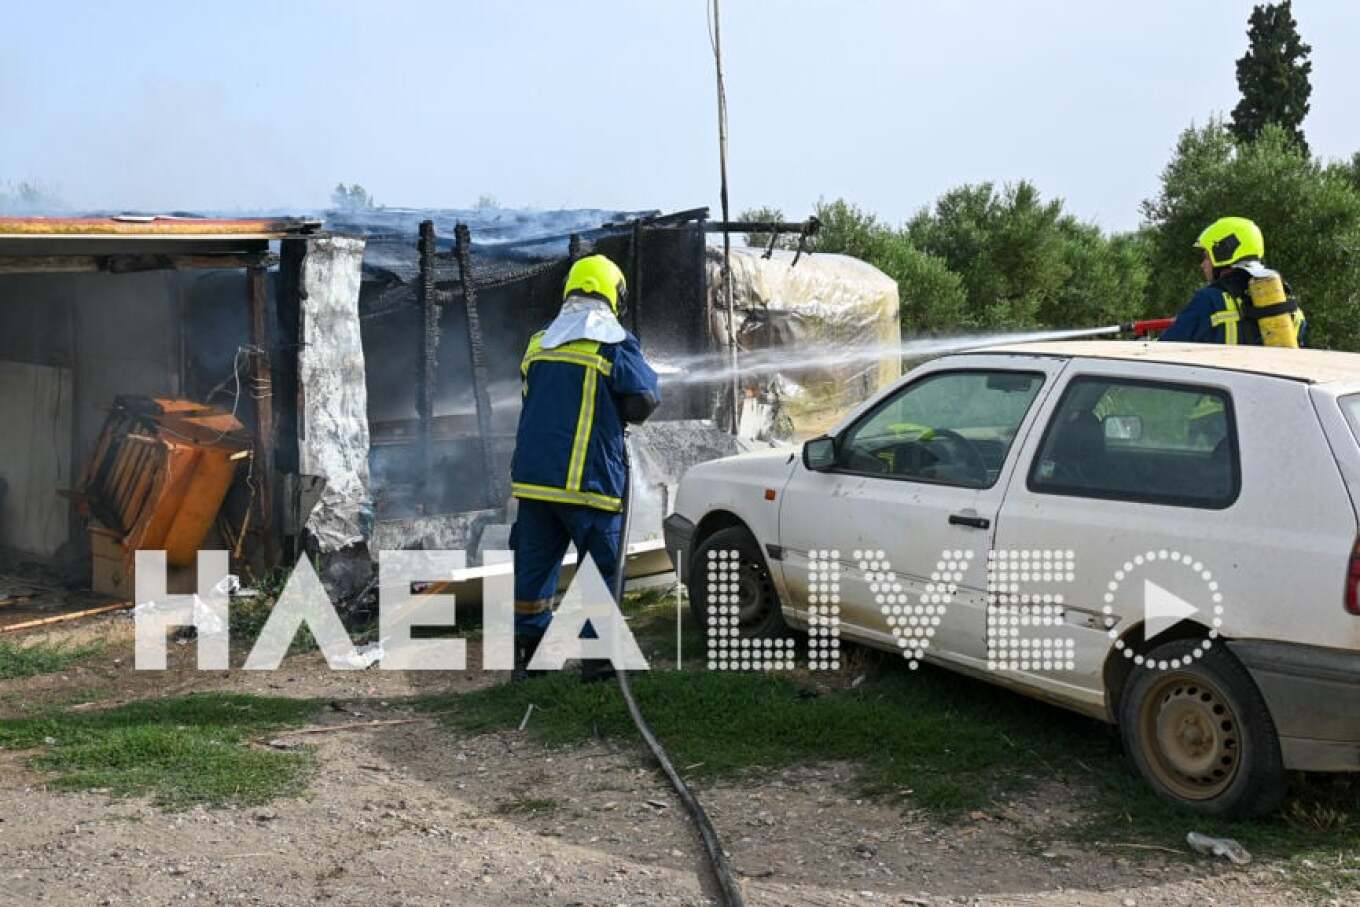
[842,370,1045,488]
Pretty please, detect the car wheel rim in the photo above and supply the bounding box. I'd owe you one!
[735,558,772,626]
[1138,673,1241,801]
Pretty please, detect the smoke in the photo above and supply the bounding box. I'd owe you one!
[650,327,1122,386]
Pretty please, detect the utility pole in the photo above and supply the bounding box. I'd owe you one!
[711,0,740,433]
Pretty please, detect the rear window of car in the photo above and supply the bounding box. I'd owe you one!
[1342,395,1360,444]
[1028,376,1239,509]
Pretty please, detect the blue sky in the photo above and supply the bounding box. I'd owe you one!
[3,1,1357,231]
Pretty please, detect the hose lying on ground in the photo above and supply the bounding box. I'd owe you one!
[610,435,745,907]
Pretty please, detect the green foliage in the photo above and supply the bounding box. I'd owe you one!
[1140,121,1360,349]
[330,182,376,211]
[879,240,970,334]
[0,693,318,808]
[735,205,789,250]
[906,182,1149,332]
[1231,1,1312,152]
[809,199,972,334]
[756,190,1146,338]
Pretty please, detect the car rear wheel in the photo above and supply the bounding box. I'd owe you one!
[1119,639,1285,817]
[688,526,787,639]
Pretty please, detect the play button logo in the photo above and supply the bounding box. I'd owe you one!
[1102,549,1226,671]
[1143,579,1199,640]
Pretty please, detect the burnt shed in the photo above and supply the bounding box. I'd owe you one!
[0,216,367,611]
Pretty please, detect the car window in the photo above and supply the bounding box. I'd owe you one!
[838,370,1045,489]
[1341,394,1360,445]
[1029,377,1239,508]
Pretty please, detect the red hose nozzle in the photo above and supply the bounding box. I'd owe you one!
[1124,317,1175,338]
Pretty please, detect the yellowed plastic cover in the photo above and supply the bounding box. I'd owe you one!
[707,247,900,438]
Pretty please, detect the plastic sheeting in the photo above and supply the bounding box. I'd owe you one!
[298,236,373,552]
[707,248,900,439]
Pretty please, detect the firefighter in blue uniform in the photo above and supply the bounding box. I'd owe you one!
[510,254,660,680]
[1161,216,1306,347]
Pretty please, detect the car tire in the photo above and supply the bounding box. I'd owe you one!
[1119,638,1286,818]
[688,526,788,639]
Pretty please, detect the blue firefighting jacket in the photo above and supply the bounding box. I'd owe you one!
[1162,270,1307,345]
[510,329,660,512]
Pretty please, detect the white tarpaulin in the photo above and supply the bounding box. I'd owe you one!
[298,236,373,552]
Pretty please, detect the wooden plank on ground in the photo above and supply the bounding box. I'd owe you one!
[0,601,133,633]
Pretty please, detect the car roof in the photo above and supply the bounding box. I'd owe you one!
[962,340,1360,385]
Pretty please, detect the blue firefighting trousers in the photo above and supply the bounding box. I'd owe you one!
[511,498,622,639]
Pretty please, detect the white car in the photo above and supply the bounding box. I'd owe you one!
[663,341,1360,816]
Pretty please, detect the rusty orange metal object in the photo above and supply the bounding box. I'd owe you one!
[79,397,251,571]
[0,215,317,238]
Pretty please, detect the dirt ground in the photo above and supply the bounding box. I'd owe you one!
[0,615,1334,906]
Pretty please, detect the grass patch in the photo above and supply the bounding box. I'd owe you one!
[419,586,1359,899]
[0,692,320,809]
[423,661,1104,812]
[0,639,103,679]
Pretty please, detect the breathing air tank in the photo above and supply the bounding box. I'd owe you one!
[1244,269,1301,349]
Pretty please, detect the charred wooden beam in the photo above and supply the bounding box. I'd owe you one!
[247,265,279,565]
[454,223,501,508]
[275,239,306,563]
[630,219,643,339]
[703,219,820,235]
[416,220,441,509]
[603,207,710,229]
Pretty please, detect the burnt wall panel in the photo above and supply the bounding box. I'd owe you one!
[0,271,180,557]
[359,220,710,522]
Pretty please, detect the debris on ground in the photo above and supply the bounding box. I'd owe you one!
[1186,831,1252,864]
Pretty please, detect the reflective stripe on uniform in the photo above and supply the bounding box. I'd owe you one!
[520,332,612,378]
[515,598,554,615]
[510,481,623,512]
[515,331,620,512]
[522,348,613,375]
[566,367,597,491]
[1212,292,1240,345]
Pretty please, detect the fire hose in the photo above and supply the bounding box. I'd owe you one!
[594,314,1181,903]
[609,433,746,907]
[1071,317,1176,339]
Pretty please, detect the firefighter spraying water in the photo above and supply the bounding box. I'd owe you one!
[508,254,660,683]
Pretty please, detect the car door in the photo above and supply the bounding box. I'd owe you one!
[777,355,1067,668]
[990,361,1252,715]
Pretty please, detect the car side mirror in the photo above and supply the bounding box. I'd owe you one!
[803,436,838,472]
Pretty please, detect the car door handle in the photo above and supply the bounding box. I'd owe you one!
[948,513,990,530]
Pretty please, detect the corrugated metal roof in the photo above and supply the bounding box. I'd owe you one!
[0,215,320,240]
[966,340,1360,384]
